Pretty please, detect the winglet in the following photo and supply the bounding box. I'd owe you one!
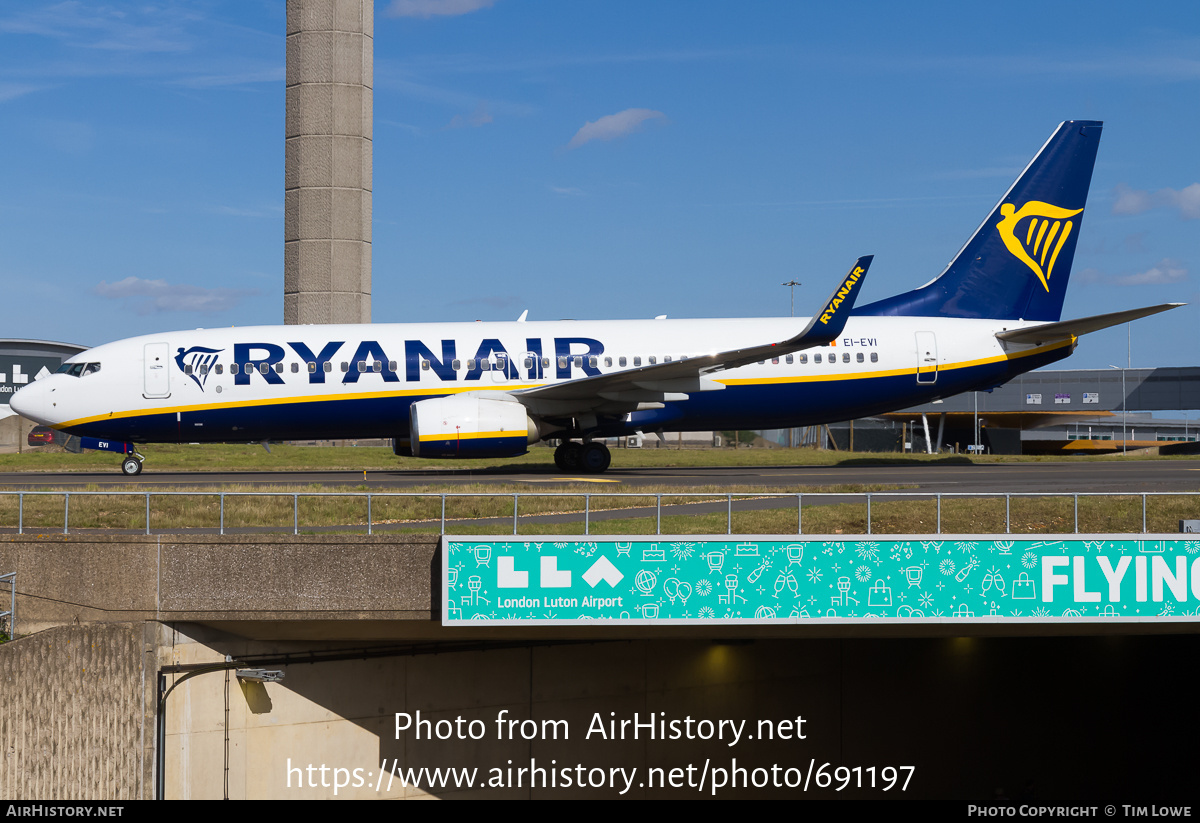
[790,255,872,345]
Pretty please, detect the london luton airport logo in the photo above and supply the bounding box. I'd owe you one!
[995,201,1083,292]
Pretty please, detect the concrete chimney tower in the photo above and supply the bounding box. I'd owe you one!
[284,0,373,324]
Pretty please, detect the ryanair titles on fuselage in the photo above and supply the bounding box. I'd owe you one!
[197,336,609,390]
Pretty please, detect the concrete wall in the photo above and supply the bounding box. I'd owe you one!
[0,413,32,454]
[0,623,157,800]
[0,534,438,636]
[284,0,373,325]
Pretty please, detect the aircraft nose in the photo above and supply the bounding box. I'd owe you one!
[9,380,48,425]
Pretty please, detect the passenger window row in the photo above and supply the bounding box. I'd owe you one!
[184,350,881,378]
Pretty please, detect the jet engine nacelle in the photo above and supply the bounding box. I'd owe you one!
[409,394,539,459]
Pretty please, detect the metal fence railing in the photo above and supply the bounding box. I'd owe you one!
[0,490,1197,537]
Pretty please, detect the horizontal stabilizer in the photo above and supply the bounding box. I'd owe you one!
[995,303,1185,346]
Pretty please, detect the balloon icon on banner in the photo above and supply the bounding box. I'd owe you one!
[663,578,692,605]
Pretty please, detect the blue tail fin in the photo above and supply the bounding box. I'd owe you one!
[856,120,1102,322]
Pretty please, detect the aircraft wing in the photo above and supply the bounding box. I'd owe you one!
[995,303,1185,346]
[514,256,872,417]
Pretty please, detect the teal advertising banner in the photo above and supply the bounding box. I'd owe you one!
[441,535,1200,624]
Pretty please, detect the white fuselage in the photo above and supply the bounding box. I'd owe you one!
[11,315,1072,445]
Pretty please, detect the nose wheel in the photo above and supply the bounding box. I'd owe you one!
[120,455,144,476]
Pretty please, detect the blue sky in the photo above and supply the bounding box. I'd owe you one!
[2,0,1198,371]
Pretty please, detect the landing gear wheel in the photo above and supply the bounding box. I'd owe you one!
[121,456,143,476]
[553,441,583,472]
[580,442,611,474]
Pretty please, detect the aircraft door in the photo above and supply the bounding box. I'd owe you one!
[522,351,545,381]
[915,331,938,384]
[144,342,171,398]
[489,352,509,384]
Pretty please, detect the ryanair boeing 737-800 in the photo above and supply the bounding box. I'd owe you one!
[10,121,1183,475]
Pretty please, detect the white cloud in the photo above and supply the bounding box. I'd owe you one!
[1112,182,1200,219]
[1111,183,1154,215]
[386,0,495,19]
[1112,258,1189,286]
[173,65,285,89]
[446,101,493,129]
[1158,183,1200,219]
[1083,259,1189,287]
[0,2,193,53]
[94,277,259,315]
[567,108,665,150]
[0,82,47,103]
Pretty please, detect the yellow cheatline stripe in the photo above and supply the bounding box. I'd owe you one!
[58,337,1073,427]
[719,338,1072,387]
[418,431,527,442]
[57,382,541,429]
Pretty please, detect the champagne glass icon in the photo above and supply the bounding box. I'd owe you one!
[786,573,798,596]
[773,572,787,599]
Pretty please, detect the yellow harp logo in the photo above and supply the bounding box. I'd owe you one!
[996,201,1083,292]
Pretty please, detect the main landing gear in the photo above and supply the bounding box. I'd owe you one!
[553,440,611,474]
[120,453,145,476]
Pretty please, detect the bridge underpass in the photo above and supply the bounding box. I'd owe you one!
[2,531,1199,800]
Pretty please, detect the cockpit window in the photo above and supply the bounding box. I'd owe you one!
[57,362,101,377]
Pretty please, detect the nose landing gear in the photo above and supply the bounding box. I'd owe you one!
[120,454,145,476]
